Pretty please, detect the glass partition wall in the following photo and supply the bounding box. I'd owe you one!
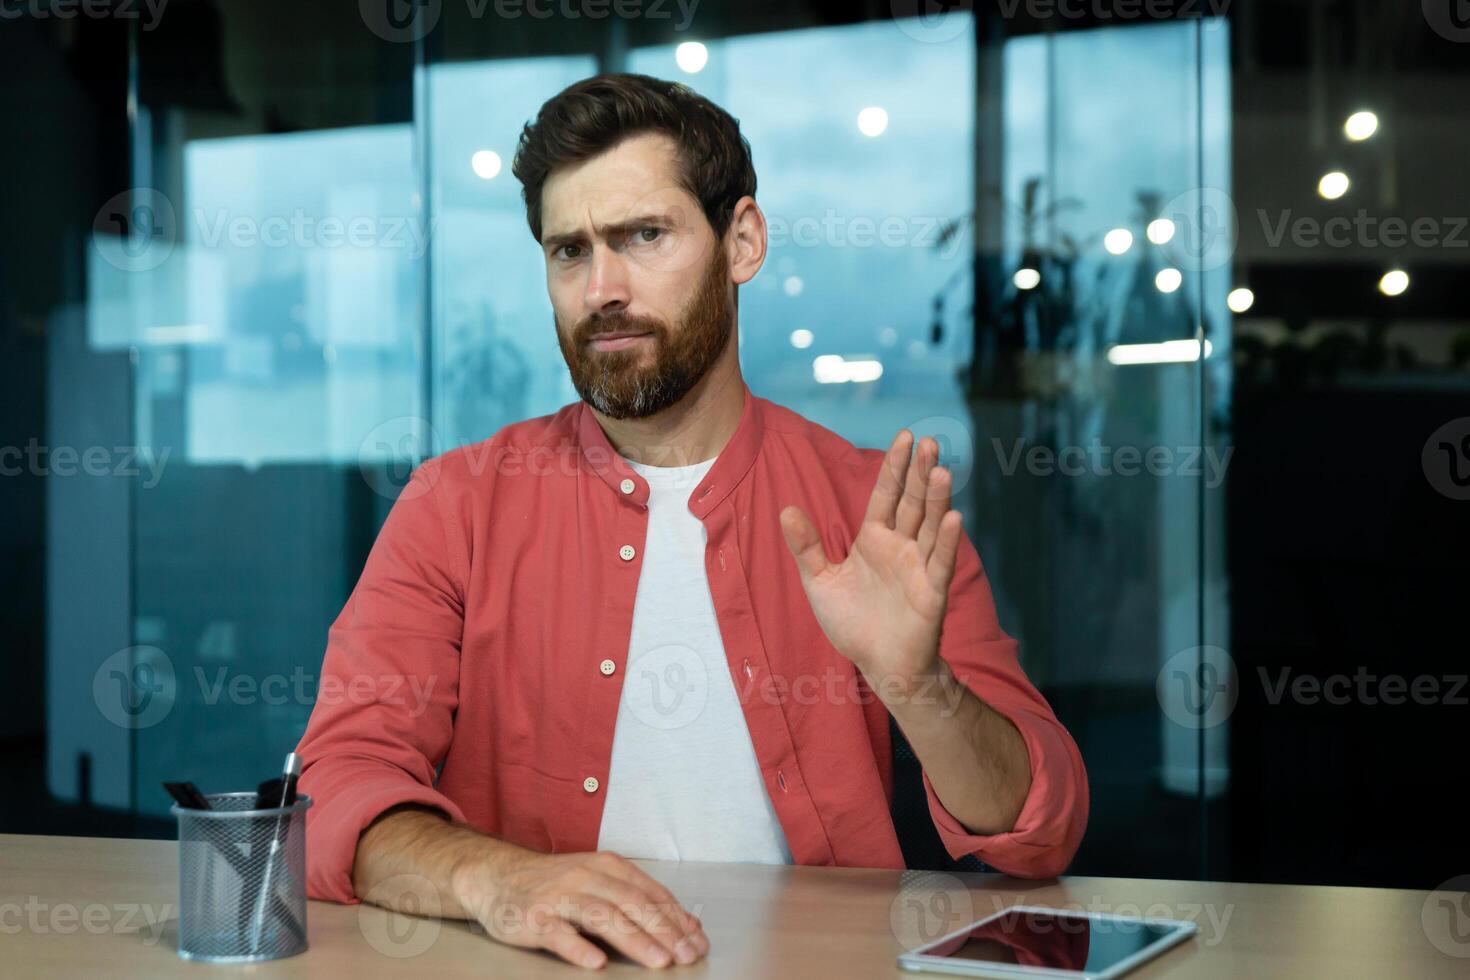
[57,2,1229,879]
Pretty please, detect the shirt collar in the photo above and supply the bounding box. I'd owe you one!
[576,380,765,517]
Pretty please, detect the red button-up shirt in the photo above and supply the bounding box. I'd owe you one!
[296,383,1088,903]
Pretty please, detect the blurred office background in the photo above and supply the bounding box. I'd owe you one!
[2,0,1466,890]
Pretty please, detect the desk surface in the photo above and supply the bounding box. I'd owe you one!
[2,834,1465,978]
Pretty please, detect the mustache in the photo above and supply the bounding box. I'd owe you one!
[572,311,668,346]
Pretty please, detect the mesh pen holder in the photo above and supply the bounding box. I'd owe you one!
[172,792,313,963]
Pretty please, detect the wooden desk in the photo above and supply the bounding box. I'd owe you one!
[2,834,1465,978]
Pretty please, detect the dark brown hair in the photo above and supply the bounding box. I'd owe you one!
[511,73,757,244]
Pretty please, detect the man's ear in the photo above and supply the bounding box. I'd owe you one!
[725,196,767,287]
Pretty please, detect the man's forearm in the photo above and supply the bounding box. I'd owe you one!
[881,657,1033,836]
[351,804,532,918]
[349,803,711,969]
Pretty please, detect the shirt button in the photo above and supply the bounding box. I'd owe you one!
[583,776,600,793]
[599,659,616,676]
[619,544,636,561]
[619,478,635,494]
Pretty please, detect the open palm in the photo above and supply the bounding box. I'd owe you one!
[780,432,963,683]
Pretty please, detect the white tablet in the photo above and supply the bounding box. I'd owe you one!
[897,905,1198,979]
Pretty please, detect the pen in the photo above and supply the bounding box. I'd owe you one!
[247,753,303,954]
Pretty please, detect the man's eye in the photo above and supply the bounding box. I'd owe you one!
[555,244,583,260]
[635,226,663,244]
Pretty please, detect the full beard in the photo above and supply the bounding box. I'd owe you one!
[557,247,732,421]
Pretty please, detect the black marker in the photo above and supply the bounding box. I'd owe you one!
[162,781,212,810]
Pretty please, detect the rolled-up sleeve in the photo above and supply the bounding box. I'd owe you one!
[921,530,1089,879]
[295,459,468,904]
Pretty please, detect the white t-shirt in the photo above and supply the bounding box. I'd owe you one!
[595,454,793,865]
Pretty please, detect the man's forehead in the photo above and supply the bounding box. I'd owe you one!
[541,133,692,232]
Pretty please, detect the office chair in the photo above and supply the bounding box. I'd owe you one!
[888,715,988,873]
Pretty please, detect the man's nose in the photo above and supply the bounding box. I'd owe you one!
[584,246,631,314]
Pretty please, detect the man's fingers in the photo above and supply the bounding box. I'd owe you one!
[565,898,675,969]
[620,877,707,957]
[916,465,952,562]
[537,917,608,970]
[926,510,964,594]
[863,430,914,528]
[780,505,829,585]
[895,437,936,539]
[576,872,694,963]
[585,852,705,952]
[582,855,707,957]
[469,851,707,969]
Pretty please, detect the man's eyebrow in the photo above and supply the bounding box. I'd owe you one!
[541,229,583,252]
[542,210,682,250]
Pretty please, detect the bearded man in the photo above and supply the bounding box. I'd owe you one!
[296,73,1088,972]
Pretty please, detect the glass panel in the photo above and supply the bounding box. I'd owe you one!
[426,55,598,449]
[973,20,1231,878]
[90,24,422,816]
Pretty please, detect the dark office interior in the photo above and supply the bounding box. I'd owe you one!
[2,0,1466,905]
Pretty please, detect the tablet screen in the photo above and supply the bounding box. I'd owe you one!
[920,908,1181,974]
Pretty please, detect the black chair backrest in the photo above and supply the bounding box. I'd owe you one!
[888,715,989,873]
